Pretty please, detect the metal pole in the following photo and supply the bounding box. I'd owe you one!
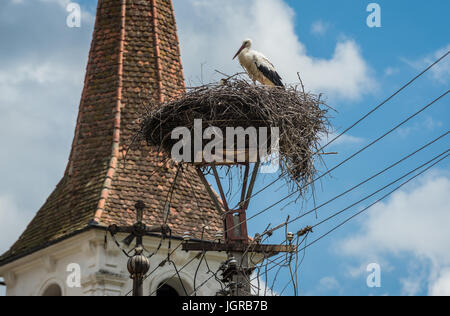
[228,212,251,296]
[132,277,144,297]
[128,201,150,297]
[233,252,250,296]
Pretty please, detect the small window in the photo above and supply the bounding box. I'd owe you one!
[156,284,179,296]
[42,283,62,296]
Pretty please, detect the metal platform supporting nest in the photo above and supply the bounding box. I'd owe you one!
[182,154,295,296]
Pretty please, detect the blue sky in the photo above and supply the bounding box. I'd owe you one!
[0,0,448,296]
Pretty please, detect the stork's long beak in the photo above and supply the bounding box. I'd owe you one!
[233,44,246,60]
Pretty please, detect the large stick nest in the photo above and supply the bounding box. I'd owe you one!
[137,77,330,194]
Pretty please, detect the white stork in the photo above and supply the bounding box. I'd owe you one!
[233,39,283,87]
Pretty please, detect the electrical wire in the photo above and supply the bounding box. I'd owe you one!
[298,152,449,253]
[241,150,449,296]
[264,131,449,236]
[237,51,449,208]
[311,150,449,230]
[272,152,448,295]
[226,90,449,234]
[123,51,449,298]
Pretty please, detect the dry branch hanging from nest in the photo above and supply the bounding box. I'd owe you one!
[137,77,330,195]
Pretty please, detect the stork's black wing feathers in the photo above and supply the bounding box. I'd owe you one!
[255,62,284,87]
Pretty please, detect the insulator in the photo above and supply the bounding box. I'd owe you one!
[287,232,294,242]
[183,232,191,242]
[215,231,224,241]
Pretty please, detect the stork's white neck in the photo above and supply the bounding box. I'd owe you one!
[239,47,251,57]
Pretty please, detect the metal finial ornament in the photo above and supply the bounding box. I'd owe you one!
[127,247,150,278]
[127,247,150,297]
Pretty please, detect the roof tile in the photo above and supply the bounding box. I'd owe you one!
[0,0,222,265]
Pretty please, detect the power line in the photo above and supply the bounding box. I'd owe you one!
[264,131,449,236]
[273,152,449,295]
[124,242,183,296]
[263,149,448,251]
[187,51,450,297]
[133,51,450,297]
[148,252,200,296]
[321,50,449,151]
[238,50,450,206]
[227,90,449,234]
[312,150,449,229]
[298,152,449,253]
[188,270,221,296]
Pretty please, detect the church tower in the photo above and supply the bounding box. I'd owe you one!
[0,0,225,296]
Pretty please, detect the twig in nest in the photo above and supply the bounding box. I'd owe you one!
[136,76,330,196]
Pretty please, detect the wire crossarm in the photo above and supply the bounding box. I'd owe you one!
[186,162,298,296]
[182,242,296,254]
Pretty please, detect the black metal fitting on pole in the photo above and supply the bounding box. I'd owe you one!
[128,247,150,296]
[107,200,171,296]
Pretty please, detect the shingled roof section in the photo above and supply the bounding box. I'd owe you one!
[0,0,223,265]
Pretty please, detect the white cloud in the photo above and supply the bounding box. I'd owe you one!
[398,262,428,296]
[338,172,450,296]
[251,273,278,296]
[13,0,71,9]
[318,276,339,290]
[0,195,29,254]
[311,20,329,36]
[174,0,376,101]
[402,44,450,84]
[384,67,399,77]
[0,0,94,256]
[321,132,364,148]
[305,275,342,295]
[426,45,450,83]
[429,269,450,296]
[396,116,443,138]
[400,277,422,296]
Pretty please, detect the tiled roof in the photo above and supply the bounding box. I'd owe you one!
[0,0,223,265]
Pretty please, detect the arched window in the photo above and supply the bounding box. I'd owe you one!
[156,284,179,296]
[42,283,62,296]
[154,277,192,296]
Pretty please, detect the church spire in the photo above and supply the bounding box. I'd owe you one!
[0,0,221,265]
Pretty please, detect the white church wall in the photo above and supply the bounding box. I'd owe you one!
[0,228,227,296]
